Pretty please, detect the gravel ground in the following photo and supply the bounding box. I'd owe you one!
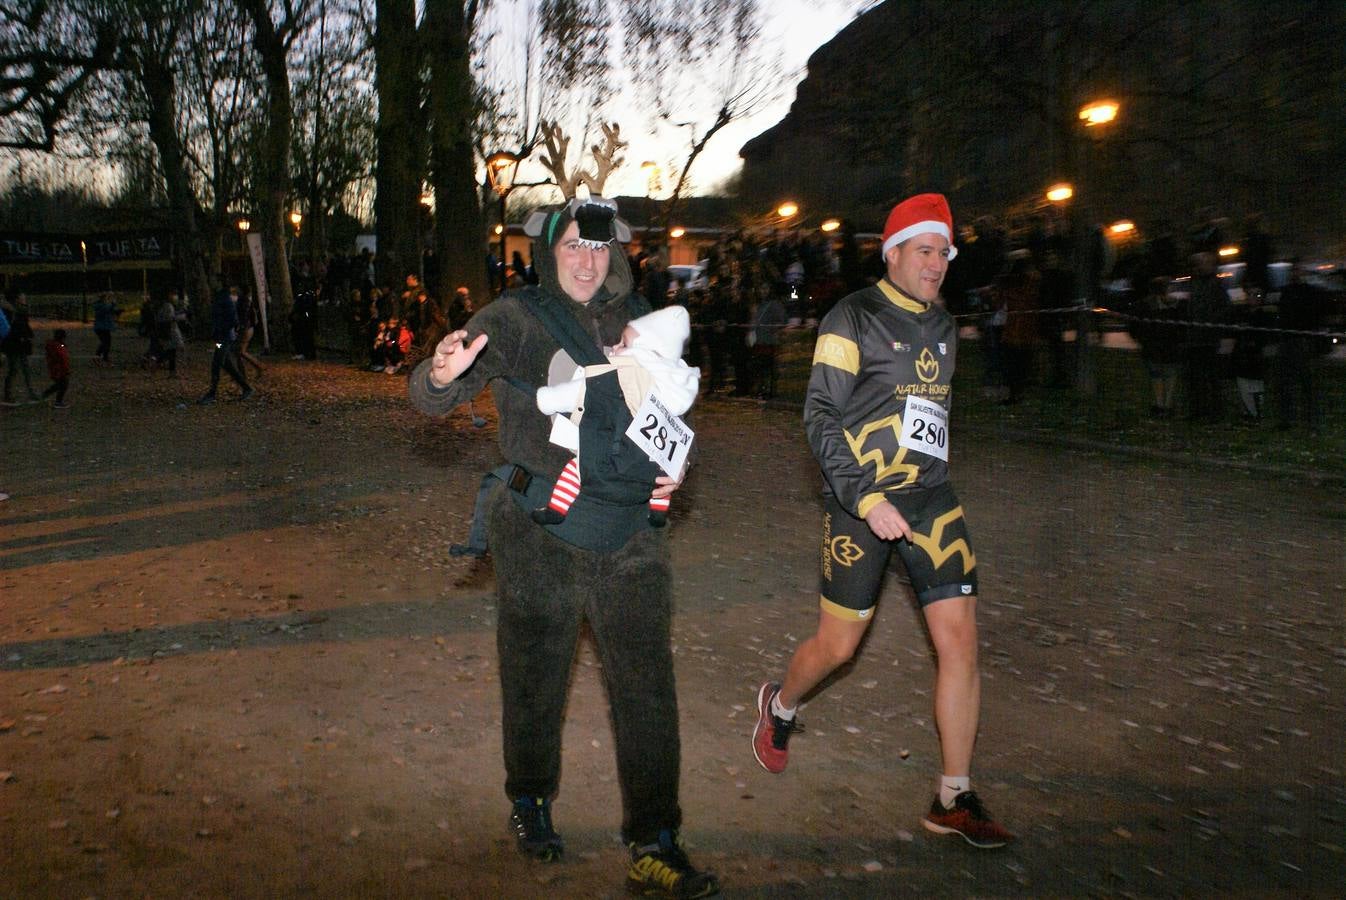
[2,326,1343,898]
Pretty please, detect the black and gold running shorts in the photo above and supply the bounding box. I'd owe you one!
[819,482,978,620]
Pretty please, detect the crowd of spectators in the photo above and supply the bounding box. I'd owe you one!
[5,203,1329,429]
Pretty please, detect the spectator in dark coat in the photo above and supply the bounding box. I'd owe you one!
[2,293,40,404]
[1273,262,1330,431]
[1129,277,1185,417]
[1181,252,1231,422]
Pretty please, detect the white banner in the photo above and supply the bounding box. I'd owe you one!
[246,232,271,350]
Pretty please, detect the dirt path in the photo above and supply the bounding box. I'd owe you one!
[2,328,1343,897]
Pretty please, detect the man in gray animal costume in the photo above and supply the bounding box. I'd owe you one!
[408,196,719,899]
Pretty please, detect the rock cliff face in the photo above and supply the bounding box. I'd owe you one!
[739,2,915,229]
[737,1,1346,255]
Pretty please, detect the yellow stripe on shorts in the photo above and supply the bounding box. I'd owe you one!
[820,594,875,622]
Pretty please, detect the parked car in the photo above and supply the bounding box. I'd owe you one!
[667,261,708,292]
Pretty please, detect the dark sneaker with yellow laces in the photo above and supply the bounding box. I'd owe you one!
[922,791,1014,848]
[510,796,564,861]
[751,682,800,774]
[626,829,720,898]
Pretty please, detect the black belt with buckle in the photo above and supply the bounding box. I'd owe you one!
[505,465,533,494]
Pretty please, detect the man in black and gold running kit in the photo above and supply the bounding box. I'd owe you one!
[752,193,1013,848]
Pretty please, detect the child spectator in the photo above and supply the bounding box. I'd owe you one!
[394,317,413,373]
[42,328,72,408]
[375,316,411,374]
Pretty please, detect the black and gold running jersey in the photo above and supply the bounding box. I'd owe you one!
[804,278,959,519]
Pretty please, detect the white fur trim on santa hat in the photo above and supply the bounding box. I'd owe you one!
[881,221,958,260]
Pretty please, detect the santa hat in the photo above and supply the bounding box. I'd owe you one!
[881,193,958,260]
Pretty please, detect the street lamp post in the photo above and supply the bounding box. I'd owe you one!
[1073,99,1120,394]
[486,151,519,292]
[288,210,303,262]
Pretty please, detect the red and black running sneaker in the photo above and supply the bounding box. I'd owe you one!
[922,791,1014,848]
[751,682,801,774]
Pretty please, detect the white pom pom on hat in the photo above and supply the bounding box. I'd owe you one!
[881,193,958,260]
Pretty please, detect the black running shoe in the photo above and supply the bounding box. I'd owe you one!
[627,829,720,898]
[510,796,564,861]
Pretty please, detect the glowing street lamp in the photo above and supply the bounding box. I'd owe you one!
[289,210,303,231]
[820,218,841,233]
[1046,183,1074,203]
[1079,100,1119,127]
[776,201,799,219]
[1107,220,1135,236]
[486,151,520,287]
[237,218,251,233]
[486,151,519,194]
[669,226,685,239]
[641,160,662,194]
[1218,245,1239,258]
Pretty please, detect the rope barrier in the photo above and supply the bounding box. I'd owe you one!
[689,306,1344,341]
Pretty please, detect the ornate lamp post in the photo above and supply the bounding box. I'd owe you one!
[486,151,519,291]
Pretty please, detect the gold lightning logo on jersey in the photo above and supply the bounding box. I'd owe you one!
[911,506,976,574]
[845,415,920,485]
[830,535,864,567]
[915,347,940,384]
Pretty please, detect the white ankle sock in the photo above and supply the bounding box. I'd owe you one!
[771,695,796,721]
[939,776,971,809]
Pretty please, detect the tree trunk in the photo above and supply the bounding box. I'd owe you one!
[374,0,425,289]
[240,0,296,347]
[139,55,216,321]
[424,0,486,304]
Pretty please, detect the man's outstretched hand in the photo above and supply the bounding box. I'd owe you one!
[429,329,488,386]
